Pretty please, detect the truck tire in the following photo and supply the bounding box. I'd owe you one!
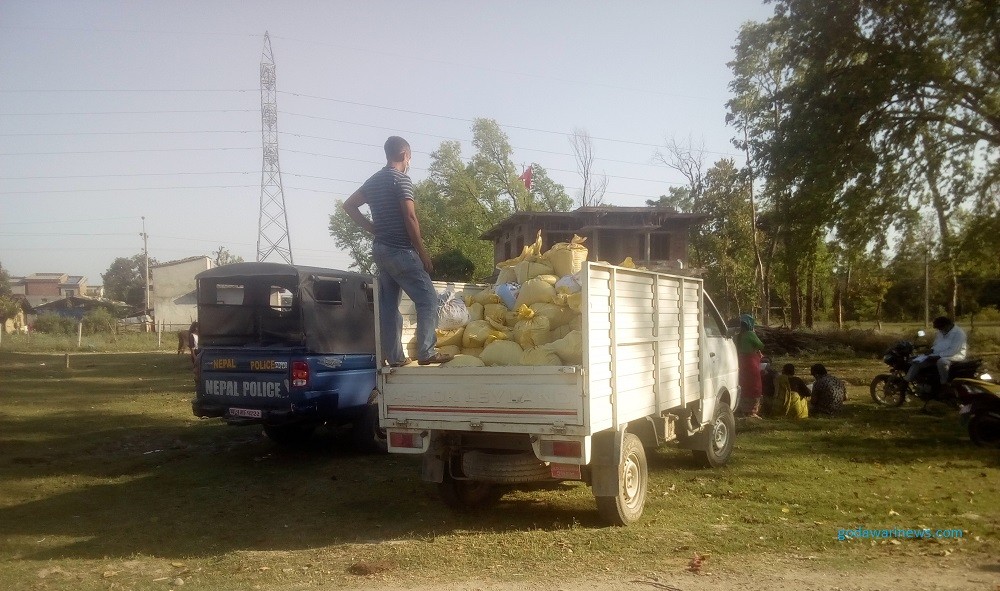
[461,451,551,483]
[594,432,647,526]
[692,402,735,468]
[351,402,387,454]
[262,422,316,447]
[438,473,505,512]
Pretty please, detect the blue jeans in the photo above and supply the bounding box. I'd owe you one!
[373,242,438,363]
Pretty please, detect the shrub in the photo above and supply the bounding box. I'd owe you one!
[32,313,77,335]
[82,308,117,335]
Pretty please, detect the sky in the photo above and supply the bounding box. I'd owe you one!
[0,0,777,286]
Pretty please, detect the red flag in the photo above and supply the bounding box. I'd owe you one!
[519,166,533,190]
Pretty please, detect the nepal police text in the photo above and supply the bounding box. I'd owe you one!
[205,380,285,398]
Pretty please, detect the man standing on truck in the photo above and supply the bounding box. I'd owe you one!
[342,136,454,367]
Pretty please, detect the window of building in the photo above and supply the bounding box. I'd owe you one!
[650,234,672,260]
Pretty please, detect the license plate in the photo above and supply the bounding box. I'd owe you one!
[228,408,263,419]
[959,404,972,415]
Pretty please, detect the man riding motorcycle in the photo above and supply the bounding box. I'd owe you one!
[905,316,967,388]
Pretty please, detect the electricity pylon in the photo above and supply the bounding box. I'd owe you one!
[256,31,293,264]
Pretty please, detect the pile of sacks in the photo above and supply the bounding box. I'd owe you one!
[429,233,589,368]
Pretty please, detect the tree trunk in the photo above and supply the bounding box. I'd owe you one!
[834,281,843,329]
[805,255,815,329]
[742,129,767,322]
[789,260,802,329]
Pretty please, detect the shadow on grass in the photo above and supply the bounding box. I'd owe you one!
[2,352,996,562]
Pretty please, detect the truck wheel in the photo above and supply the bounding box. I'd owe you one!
[438,473,504,512]
[692,402,735,468]
[461,451,551,483]
[594,432,647,526]
[262,423,316,447]
[351,402,387,454]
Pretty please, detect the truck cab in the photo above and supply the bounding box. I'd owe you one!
[191,262,383,451]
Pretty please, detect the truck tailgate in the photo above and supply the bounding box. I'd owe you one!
[199,349,291,412]
[380,365,586,434]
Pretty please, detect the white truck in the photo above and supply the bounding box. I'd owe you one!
[375,262,740,525]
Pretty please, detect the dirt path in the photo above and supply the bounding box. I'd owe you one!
[374,555,1000,591]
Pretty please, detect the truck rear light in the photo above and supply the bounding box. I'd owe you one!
[388,430,423,449]
[291,361,309,387]
[540,439,582,459]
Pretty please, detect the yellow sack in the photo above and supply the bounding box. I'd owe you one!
[480,340,524,366]
[545,234,589,277]
[530,302,574,328]
[462,320,494,349]
[483,303,508,325]
[552,291,583,312]
[521,346,563,366]
[439,345,461,356]
[435,327,464,348]
[443,354,486,368]
[619,256,636,268]
[513,307,551,349]
[549,324,573,341]
[467,302,484,322]
[496,265,518,285]
[543,330,583,365]
[535,274,560,285]
[568,315,583,331]
[485,318,513,343]
[515,258,554,284]
[515,277,557,307]
[470,287,501,306]
[461,347,484,358]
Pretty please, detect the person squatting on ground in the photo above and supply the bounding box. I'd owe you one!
[905,316,967,386]
[773,363,810,419]
[809,363,847,416]
[735,313,765,418]
[342,136,453,367]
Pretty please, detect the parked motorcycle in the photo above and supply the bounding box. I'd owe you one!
[954,376,1000,447]
[870,336,985,410]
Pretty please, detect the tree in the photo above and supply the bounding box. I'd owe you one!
[102,254,154,309]
[328,203,374,274]
[0,262,11,298]
[740,0,1000,321]
[570,128,608,207]
[212,246,244,267]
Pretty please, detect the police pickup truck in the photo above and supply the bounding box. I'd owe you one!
[191,262,383,451]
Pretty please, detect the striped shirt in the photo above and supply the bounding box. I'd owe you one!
[360,166,414,249]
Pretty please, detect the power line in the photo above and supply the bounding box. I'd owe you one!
[0,216,137,225]
[278,91,738,157]
[0,171,253,180]
[0,130,253,137]
[0,147,256,156]
[0,109,257,116]
[0,89,255,93]
[0,184,257,195]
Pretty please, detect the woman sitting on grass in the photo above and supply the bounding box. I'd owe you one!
[773,363,810,419]
[809,363,847,416]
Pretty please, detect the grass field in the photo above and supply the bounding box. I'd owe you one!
[0,351,998,590]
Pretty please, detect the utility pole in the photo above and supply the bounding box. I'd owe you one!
[141,216,150,315]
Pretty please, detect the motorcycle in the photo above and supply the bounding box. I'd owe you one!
[954,375,1000,447]
[869,334,985,410]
